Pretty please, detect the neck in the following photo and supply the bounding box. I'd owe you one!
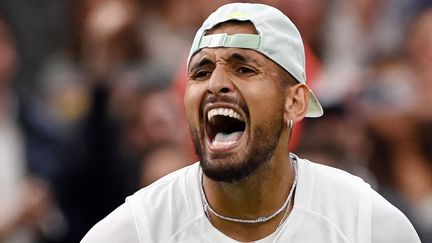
[204,156,292,213]
[201,147,295,241]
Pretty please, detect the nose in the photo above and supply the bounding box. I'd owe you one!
[207,66,234,95]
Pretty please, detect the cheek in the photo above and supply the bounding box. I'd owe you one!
[243,84,284,123]
[184,84,204,125]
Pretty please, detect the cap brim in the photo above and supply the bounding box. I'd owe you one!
[306,89,324,118]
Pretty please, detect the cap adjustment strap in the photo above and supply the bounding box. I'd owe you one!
[198,33,261,50]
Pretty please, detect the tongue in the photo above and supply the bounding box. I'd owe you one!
[213,131,243,144]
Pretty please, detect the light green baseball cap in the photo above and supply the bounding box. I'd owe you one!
[188,3,323,118]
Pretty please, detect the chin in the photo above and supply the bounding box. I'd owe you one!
[200,151,260,182]
[197,127,280,183]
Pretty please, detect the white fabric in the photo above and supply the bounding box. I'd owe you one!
[81,156,420,243]
[0,107,34,243]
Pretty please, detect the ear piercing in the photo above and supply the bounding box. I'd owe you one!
[287,119,293,129]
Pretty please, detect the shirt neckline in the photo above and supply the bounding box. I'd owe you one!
[189,154,309,242]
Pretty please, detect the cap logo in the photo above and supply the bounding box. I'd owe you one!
[225,11,249,19]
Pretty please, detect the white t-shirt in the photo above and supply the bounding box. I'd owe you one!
[81,156,421,243]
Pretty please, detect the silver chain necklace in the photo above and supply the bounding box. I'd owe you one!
[199,158,298,224]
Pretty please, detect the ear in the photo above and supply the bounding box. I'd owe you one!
[283,83,309,124]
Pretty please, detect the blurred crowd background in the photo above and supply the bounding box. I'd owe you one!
[0,0,431,242]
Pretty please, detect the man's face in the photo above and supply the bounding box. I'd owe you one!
[185,22,287,182]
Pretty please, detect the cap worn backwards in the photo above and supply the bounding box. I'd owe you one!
[188,3,323,118]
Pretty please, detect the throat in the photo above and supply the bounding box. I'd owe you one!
[200,158,297,241]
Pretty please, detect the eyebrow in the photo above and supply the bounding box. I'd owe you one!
[225,52,261,67]
[188,51,262,73]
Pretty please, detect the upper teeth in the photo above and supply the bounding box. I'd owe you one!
[207,108,244,122]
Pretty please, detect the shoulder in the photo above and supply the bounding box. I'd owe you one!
[126,163,202,242]
[81,163,201,243]
[301,157,370,197]
[370,190,421,243]
[80,203,138,243]
[129,162,199,208]
[295,158,373,241]
[295,156,420,243]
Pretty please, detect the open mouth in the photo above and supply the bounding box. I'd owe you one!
[205,107,247,150]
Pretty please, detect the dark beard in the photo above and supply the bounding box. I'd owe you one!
[189,118,283,183]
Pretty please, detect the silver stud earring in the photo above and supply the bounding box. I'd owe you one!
[287,119,293,129]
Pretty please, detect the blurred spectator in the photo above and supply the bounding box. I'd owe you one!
[140,0,233,71]
[54,59,191,242]
[295,105,371,180]
[49,1,147,242]
[355,57,432,241]
[35,57,91,136]
[269,0,328,56]
[138,142,192,187]
[318,0,422,106]
[0,14,65,243]
[71,0,143,78]
[0,0,71,97]
[112,61,191,165]
[122,82,186,154]
[406,7,432,121]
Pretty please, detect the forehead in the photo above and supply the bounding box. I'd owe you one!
[206,20,258,35]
